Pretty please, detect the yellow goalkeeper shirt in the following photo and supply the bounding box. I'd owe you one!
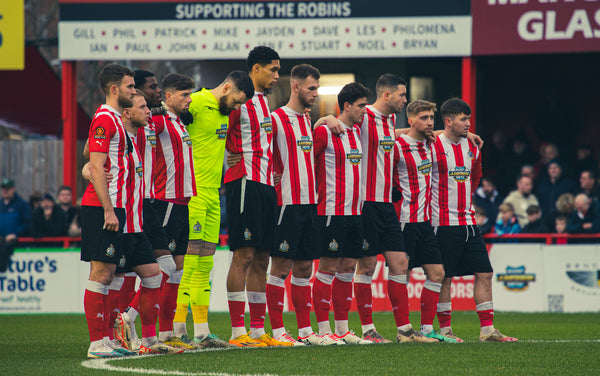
[187,88,229,188]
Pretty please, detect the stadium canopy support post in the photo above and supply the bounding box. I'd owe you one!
[61,60,77,203]
[461,56,477,133]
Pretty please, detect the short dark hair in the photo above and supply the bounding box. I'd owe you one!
[406,100,436,118]
[375,74,406,97]
[99,64,135,95]
[440,98,472,119]
[161,73,195,92]
[581,169,597,180]
[290,64,320,81]
[526,205,541,215]
[57,185,72,195]
[337,82,371,111]
[247,46,280,71]
[480,176,496,187]
[134,70,155,89]
[225,70,255,101]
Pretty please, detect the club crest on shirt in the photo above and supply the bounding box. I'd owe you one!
[297,136,313,152]
[379,136,395,152]
[93,127,106,139]
[346,149,362,165]
[193,221,202,233]
[146,130,156,147]
[279,240,289,252]
[136,163,143,178]
[244,228,252,240]
[418,159,432,175]
[106,244,115,257]
[260,117,272,133]
[362,239,369,251]
[329,239,339,252]
[168,240,176,251]
[467,150,475,160]
[216,123,228,139]
[118,255,126,268]
[449,166,470,182]
[181,132,192,146]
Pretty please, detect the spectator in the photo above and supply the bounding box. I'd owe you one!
[537,159,576,224]
[545,193,575,229]
[520,164,536,183]
[506,138,537,186]
[487,131,512,195]
[474,177,503,223]
[0,178,32,272]
[56,185,78,235]
[521,205,549,234]
[554,214,569,244]
[503,175,539,226]
[534,143,559,185]
[495,203,521,239]
[29,191,43,211]
[31,193,67,237]
[67,197,82,237]
[574,144,596,179]
[567,194,600,242]
[474,206,493,234]
[578,170,599,204]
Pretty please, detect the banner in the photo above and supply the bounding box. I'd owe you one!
[58,0,472,60]
[472,0,600,55]
[0,0,24,70]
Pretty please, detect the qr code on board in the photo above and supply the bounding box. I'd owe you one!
[548,294,564,312]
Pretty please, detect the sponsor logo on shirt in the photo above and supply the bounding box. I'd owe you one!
[279,240,289,252]
[260,117,272,133]
[418,159,432,175]
[216,123,228,139]
[297,136,313,152]
[136,163,143,178]
[449,166,470,182]
[147,130,156,147]
[182,132,192,146]
[93,127,106,139]
[379,136,395,152]
[346,149,362,166]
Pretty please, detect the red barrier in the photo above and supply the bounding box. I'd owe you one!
[18,237,81,249]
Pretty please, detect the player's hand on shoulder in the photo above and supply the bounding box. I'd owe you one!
[467,132,484,148]
[227,153,242,168]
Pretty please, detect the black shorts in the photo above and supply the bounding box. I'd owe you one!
[226,177,277,252]
[272,204,320,260]
[362,201,404,256]
[435,225,493,277]
[142,199,169,251]
[117,232,157,273]
[318,215,363,259]
[401,221,443,268]
[80,205,125,264]
[153,199,189,256]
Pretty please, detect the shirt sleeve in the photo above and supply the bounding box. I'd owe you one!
[470,142,482,192]
[88,114,117,153]
[313,126,327,158]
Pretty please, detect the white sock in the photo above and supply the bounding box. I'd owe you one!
[298,327,313,338]
[398,324,412,332]
[272,327,286,339]
[231,326,246,339]
[173,322,187,338]
[335,320,349,336]
[249,327,265,338]
[318,321,332,336]
[361,324,375,335]
[194,323,210,338]
[420,324,434,334]
[158,331,173,342]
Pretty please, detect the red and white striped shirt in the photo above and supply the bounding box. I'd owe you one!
[393,134,432,223]
[314,121,363,216]
[136,121,157,199]
[123,131,144,233]
[82,105,128,209]
[430,134,482,226]
[360,105,396,203]
[272,106,317,206]
[224,92,273,186]
[152,111,197,200]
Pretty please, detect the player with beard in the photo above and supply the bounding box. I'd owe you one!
[172,71,254,349]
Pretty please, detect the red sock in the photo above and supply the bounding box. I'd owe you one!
[332,277,352,321]
[139,286,160,339]
[437,309,452,329]
[354,281,373,326]
[266,283,285,331]
[291,283,312,330]
[477,309,494,328]
[119,275,137,313]
[420,286,440,327]
[228,299,246,328]
[84,288,105,342]
[388,279,410,327]
[248,293,266,330]
[103,292,111,338]
[129,288,141,312]
[107,288,121,339]
[159,282,179,332]
[312,276,332,323]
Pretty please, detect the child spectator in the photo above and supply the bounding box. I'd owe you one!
[554,214,568,244]
[521,205,549,234]
[475,205,493,234]
[495,203,521,241]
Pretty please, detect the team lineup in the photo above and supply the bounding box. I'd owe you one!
[80,46,517,359]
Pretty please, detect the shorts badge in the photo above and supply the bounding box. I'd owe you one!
[244,228,252,241]
[106,244,115,257]
[118,255,126,268]
[279,240,289,252]
[168,240,176,251]
[362,239,369,251]
[329,239,339,252]
[193,221,202,233]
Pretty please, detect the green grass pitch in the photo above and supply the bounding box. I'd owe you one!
[2,311,599,375]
